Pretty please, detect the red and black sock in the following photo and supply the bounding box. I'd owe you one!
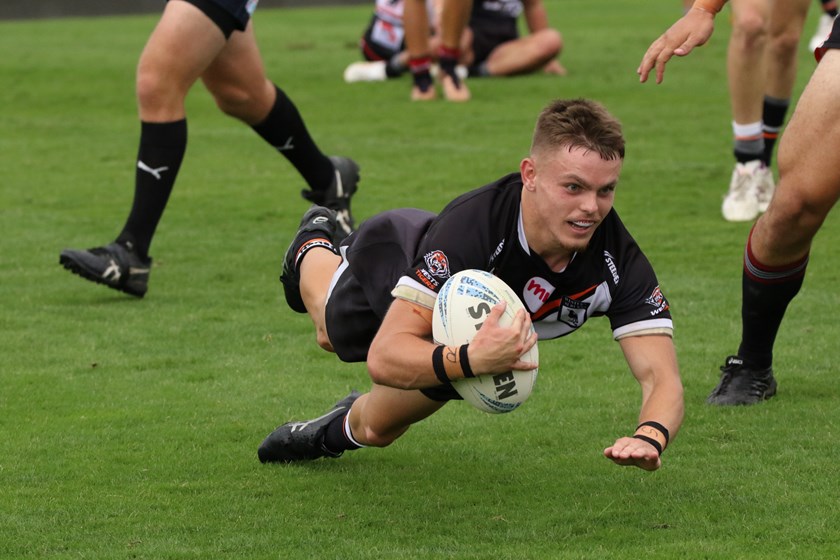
[738,228,808,369]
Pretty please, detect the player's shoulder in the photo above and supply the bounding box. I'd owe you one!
[439,173,522,215]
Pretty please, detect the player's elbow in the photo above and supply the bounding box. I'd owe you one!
[367,350,418,390]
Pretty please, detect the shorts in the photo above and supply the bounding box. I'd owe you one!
[322,208,461,403]
[469,16,518,68]
[360,14,404,61]
[815,13,840,62]
[177,0,258,38]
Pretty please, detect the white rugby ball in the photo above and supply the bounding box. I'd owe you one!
[432,269,538,414]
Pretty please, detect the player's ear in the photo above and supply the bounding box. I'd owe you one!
[520,157,537,191]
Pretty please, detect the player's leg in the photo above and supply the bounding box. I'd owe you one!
[257,384,446,463]
[760,0,810,210]
[438,0,473,101]
[404,0,436,100]
[722,0,772,222]
[202,24,360,237]
[347,384,447,447]
[709,49,840,406]
[58,0,230,297]
[479,30,562,76]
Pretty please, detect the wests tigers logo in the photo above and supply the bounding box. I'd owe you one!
[424,250,450,278]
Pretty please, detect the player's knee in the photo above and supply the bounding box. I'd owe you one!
[538,29,563,58]
[136,67,177,111]
[732,12,768,45]
[315,328,334,352]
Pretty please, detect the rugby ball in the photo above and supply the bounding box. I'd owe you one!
[432,269,538,414]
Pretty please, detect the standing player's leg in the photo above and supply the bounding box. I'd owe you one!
[709,48,840,405]
[438,0,473,101]
[59,0,230,297]
[202,22,360,238]
[759,0,811,210]
[404,0,436,100]
[722,0,773,223]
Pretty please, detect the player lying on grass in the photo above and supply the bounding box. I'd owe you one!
[258,98,684,471]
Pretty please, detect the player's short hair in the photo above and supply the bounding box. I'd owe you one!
[531,98,625,161]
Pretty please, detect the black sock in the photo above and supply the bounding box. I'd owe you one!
[438,45,462,87]
[117,119,187,259]
[251,84,333,192]
[738,232,808,369]
[322,412,361,455]
[762,96,790,166]
[409,56,433,92]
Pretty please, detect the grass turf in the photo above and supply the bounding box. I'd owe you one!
[2,1,840,558]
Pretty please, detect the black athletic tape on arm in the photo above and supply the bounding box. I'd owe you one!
[636,421,670,445]
[459,344,474,378]
[432,345,451,384]
[633,434,663,455]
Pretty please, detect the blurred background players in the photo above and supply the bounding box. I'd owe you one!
[59,0,359,298]
[344,0,564,83]
[405,0,473,101]
[721,0,810,222]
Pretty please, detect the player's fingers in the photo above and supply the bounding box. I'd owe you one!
[482,301,507,328]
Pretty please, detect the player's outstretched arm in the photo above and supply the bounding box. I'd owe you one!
[603,334,684,471]
[637,2,724,84]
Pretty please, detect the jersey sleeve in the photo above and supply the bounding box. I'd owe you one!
[606,238,673,339]
[396,191,502,303]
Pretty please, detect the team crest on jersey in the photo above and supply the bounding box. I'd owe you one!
[645,286,669,316]
[424,250,450,278]
[559,296,590,328]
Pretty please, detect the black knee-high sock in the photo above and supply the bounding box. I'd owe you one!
[738,229,808,369]
[251,84,333,192]
[762,96,790,166]
[117,119,187,259]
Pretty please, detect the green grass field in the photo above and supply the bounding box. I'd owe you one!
[2,2,840,558]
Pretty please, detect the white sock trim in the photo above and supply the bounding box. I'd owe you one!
[343,415,367,448]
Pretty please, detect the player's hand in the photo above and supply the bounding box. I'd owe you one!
[603,436,662,471]
[469,302,538,376]
[637,8,716,84]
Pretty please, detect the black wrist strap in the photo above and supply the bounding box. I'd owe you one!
[459,344,474,378]
[633,434,663,455]
[432,345,450,385]
[636,421,670,445]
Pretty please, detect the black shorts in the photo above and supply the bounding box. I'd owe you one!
[815,13,840,61]
[469,16,519,68]
[177,0,257,38]
[323,208,461,403]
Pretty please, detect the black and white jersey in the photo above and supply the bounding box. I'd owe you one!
[398,173,672,340]
[472,0,523,21]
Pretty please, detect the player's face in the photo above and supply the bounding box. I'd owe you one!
[520,145,621,266]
